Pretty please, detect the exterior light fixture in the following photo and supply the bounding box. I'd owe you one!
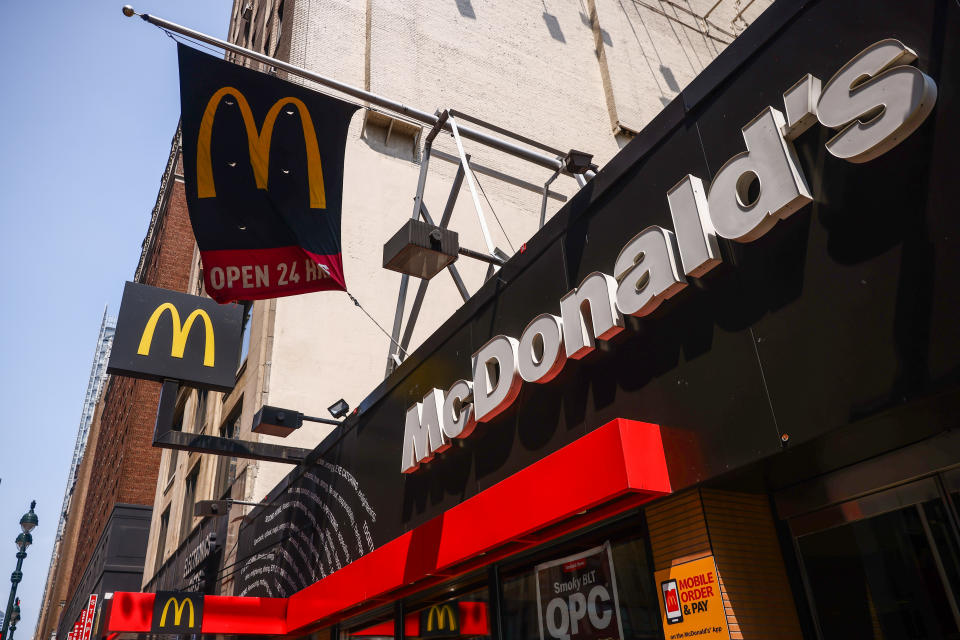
[194,498,265,518]
[382,218,506,280]
[563,149,595,174]
[328,399,350,419]
[383,219,460,279]
[13,534,30,553]
[2,502,36,640]
[252,405,304,437]
[18,505,37,534]
[8,599,19,640]
[252,404,342,438]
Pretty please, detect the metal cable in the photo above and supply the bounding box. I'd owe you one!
[163,28,231,58]
[473,172,515,253]
[346,292,408,357]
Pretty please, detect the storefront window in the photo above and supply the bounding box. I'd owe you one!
[347,587,492,640]
[501,533,660,640]
[340,516,659,640]
[345,612,397,640]
[408,587,492,639]
[793,478,960,639]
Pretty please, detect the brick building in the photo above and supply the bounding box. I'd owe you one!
[38,129,198,640]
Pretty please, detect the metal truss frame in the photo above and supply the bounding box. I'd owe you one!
[383,109,584,376]
[154,380,312,464]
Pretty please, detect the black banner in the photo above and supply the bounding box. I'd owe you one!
[177,44,359,302]
[108,282,244,391]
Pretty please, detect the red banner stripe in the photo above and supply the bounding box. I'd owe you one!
[200,246,346,303]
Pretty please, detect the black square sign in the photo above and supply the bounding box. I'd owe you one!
[108,282,244,392]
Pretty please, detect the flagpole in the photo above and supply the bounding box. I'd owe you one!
[121,6,576,175]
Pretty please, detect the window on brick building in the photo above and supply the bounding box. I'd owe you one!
[193,389,208,433]
[180,466,199,542]
[214,405,242,500]
[165,403,185,483]
[154,507,170,576]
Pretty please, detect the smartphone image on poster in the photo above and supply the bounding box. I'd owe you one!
[662,579,683,624]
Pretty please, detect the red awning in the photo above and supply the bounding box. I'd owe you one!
[105,418,670,636]
[103,593,288,635]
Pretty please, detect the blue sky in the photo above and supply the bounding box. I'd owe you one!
[0,2,231,636]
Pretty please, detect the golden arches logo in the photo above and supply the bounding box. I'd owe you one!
[425,604,457,632]
[196,87,327,208]
[158,597,195,628]
[137,303,215,368]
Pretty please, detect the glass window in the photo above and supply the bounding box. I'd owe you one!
[794,479,960,639]
[408,586,492,639]
[340,515,659,640]
[501,528,660,639]
[344,611,397,640]
[181,466,200,541]
[194,389,208,433]
[165,448,178,484]
[165,403,185,483]
[154,507,170,575]
[347,587,492,640]
[214,406,242,500]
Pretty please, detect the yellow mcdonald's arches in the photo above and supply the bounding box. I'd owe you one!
[137,303,215,368]
[425,604,457,631]
[196,86,327,209]
[159,597,195,628]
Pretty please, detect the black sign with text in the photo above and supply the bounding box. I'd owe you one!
[108,282,244,391]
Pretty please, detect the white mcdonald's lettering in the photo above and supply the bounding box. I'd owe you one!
[399,38,938,474]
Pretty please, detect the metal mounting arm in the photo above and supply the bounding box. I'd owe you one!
[154,381,312,465]
[124,7,570,174]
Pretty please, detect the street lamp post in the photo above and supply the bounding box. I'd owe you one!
[0,502,36,640]
[7,599,19,640]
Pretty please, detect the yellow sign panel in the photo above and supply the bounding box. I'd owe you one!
[654,556,729,640]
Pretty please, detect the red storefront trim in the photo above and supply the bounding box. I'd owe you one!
[103,593,288,635]
[105,418,670,636]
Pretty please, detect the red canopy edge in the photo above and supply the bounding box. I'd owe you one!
[105,418,671,636]
[103,593,288,635]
